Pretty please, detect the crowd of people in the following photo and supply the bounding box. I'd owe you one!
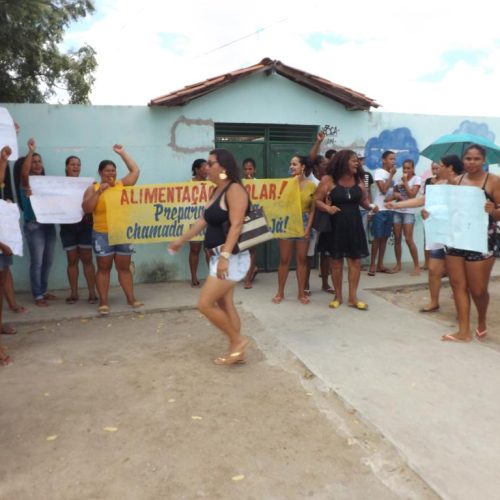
[1,134,499,367]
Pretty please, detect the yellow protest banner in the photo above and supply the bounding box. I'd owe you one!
[106,178,304,244]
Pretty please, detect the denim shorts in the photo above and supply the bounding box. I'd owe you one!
[92,230,134,257]
[209,247,250,282]
[0,254,13,270]
[60,220,92,251]
[372,210,394,239]
[429,248,445,260]
[287,212,310,241]
[393,212,416,225]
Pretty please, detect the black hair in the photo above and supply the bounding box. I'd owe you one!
[325,149,337,159]
[98,160,117,173]
[382,150,395,160]
[65,155,81,176]
[191,158,207,177]
[327,150,360,183]
[441,154,464,175]
[463,143,486,159]
[402,159,415,168]
[209,148,242,184]
[242,158,256,168]
[65,155,80,166]
[292,154,311,177]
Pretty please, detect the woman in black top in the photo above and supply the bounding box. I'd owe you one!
[169,149,251,365]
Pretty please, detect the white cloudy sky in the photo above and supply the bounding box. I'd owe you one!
[64,0,500,117]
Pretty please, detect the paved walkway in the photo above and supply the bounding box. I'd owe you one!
[4,261,500,499]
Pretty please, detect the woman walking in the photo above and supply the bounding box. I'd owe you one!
[169,148,251,365]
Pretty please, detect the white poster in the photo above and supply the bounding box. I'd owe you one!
[424,185,488,253]
[0,200,23,256]
[0,107,19,160]
[29,176,94,223]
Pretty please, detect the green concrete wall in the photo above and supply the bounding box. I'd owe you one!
[2,72,500,292]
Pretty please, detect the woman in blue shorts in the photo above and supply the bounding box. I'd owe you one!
[60,156,97,304]
[82,145,141,316]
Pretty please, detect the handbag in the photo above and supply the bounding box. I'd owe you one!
[235,205,274,252]
[312,209,332,233]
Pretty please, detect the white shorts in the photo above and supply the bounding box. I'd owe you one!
[209,248,250,282]
[307,229,318,257]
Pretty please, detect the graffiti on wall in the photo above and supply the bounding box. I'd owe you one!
[320,124,340,149]
[363,127,419,171]
[168,115,214,154]
[453,120,496,142]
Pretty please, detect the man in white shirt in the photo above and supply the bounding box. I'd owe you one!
[368,150,397,275]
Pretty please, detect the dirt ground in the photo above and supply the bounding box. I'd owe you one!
[373,277,500,350]
[0,309,438,500]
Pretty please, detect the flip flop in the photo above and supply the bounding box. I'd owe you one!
[322,287,335,294]
[376,268,395,274]
[328,299,341,309]
[441,334,471,343]
[367,271,376,276]
[419,305,440,313]
[272,295,283,304]
[299,296,310,305]
[98,305,110,316]
[475,328,487,340]
[348,301,368,310]
[88,297,98,305]
[243,282,253,289]
[129,301,144,308]
[65,296,79,304]
[1,325,17,335]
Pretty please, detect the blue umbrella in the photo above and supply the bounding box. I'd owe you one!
[420,133,500,165]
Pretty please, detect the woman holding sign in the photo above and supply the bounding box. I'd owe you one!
[441,145,500,342]
[169,148,251,366]
[20,139,57,307]
[61,155,97,305]
[82,145,141,316]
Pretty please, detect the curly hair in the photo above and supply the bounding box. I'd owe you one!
[326,150,360,183]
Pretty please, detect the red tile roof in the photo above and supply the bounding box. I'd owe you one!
[149,57,379,110]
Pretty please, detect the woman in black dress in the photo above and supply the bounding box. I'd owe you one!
[316,150,377,310]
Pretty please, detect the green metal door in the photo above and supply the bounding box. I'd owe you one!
[215,123,317,271]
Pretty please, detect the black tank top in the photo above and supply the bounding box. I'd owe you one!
[203,183,231,249]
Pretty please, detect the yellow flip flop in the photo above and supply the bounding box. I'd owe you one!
[349,301,368,310]
[328,299,341,309]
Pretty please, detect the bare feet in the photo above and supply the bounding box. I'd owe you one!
[376,267,395,274]
[391,266,401,274]
[272,295,283,304]
[0,348,12,366]
[9,304,27,313]
[410,267,421,276]
[298,296,310,304]
[243,281,253,289]
[35,298,49,307]
[419,304,439,313]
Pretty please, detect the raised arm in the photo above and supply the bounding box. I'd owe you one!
[308,131,325,161]
[114,145,140,186]
[21,138,36,188]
